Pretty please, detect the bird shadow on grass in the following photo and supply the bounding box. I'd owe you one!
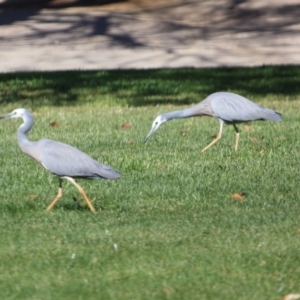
[0,66,300,108]
[55,202,104,212]
[71,196,105,211]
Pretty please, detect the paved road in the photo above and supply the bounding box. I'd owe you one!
[0,0,300,72]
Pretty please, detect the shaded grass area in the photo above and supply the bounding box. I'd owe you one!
[0,65,300,108]
[0,66,300,299]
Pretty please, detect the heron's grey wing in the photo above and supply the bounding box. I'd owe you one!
[37,139,121,179]
[209,92,282,122]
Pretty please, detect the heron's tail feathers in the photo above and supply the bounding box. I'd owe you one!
[95,168,121,180]
[263,109,282,122]
[106,170,121,180]
[92,161,121,180]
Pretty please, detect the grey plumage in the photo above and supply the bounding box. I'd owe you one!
[207,92,282,122]
[145,92,282,151]
[35,140,120,179]
[0,108,121,211]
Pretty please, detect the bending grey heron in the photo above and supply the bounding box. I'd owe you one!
[0,108,121,212]
[145,92,282,151]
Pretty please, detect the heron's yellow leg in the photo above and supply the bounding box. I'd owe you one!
[235,132,240,151]
[201,119,224,152]
[63,176,96,212]
[46,179,63,211]
[233,124,240,151]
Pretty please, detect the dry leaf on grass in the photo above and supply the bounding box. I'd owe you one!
[230,193,245,201]
[260,260,266,266]
[120,123,132,129]
[276,136,286,140]
[49,121,60,127]
[28,194,37,199]
[128,139,135,144]
[244,124,253,131]
[250,136,258,142]
[181,130,190,136]
[259,149,265,155]
[157,163,166,169]
[91,257,98,264]
[283,294,300,300]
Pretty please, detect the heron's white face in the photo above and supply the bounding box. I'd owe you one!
[145,115,167,141]
[10,108,28,118]
[0,108,31,122]
[0,108,27,120]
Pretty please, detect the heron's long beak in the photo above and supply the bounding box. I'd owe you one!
[144,128,156,143]
[0,112,15,120]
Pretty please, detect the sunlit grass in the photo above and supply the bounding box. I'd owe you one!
[0,66,300,299]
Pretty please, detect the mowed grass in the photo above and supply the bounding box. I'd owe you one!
[0,66,300,299]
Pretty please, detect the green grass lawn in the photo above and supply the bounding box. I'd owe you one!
[0,66,300,300]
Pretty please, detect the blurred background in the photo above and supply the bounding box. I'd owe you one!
[0,0,300,72]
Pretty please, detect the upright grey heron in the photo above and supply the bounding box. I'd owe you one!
[145,92,282,151]
[0,108,121,212]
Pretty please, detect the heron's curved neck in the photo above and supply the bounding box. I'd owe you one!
[17,113,34,149]
[163,109,192,121]
[164,102,212,121]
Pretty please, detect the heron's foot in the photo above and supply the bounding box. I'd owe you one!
[201,135,221,152]
[201,144,212,152]
[73,196,97,211]
[77,189,96,212]
[46,187,63,211]
[62,176,96,212]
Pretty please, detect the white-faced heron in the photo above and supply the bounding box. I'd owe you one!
[145,92,282,151]
[0,108,121,212]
